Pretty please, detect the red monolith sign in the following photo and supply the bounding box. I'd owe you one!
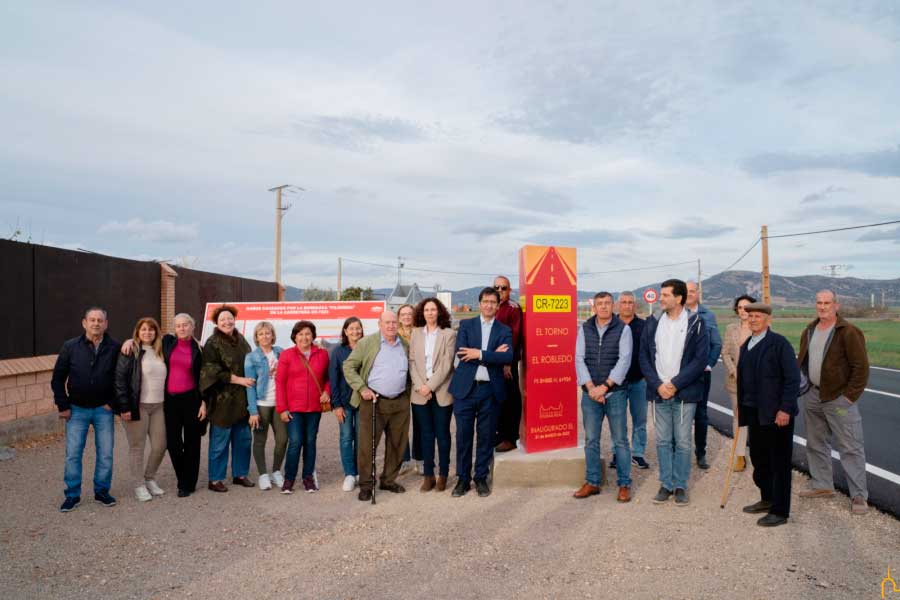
[518,245,578,453]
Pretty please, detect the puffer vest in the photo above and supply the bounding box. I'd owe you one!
[582,314,625,388]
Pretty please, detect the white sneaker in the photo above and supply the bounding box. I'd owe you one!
[355,475,360,483]
[271,471,285,487]
[342,475,357,492]
[135,485,153,502]
[144,479,165,496]
[415,460,425,476]
[258,473,272,490]
[399,461,412,475]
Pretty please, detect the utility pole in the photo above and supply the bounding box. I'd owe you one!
[268,184,303,287]
[397,256,405,286]
[761,225,771,304]
[697,258,702,303]
[337,257,342,300]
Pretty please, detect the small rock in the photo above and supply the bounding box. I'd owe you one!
[816,581,829,589]
[787,566,797,572]
[0,446,15,461]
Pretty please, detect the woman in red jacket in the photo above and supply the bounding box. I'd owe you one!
[277,320,331,493]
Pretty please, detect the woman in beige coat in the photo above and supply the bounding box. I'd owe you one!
[408,297,457,492]
[721,294,756,471]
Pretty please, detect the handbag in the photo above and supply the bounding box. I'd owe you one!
[298,349,331,412]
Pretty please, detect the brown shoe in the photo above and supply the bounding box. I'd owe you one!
[495,440,516,452]
[573,483,600,499]
[435,476,447,491]
[420,476,436,492]
[733,456,746,472]
[851,496,869,515]
[207,481,228,493]
[617,486,631,503]
[232,477,255,488]
[799,488,834,499]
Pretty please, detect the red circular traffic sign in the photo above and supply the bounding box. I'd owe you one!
[643,289,658,304]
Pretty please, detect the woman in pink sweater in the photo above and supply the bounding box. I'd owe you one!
[276,320,330,493]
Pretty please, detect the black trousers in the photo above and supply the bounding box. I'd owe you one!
[164,389,204,492]
[745,405,795,518]
[495,361,522,445]
[694,370,711,458]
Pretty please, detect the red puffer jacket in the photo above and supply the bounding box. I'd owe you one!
[275,346,331,414]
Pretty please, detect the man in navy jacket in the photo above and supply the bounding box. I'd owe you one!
[639,279,710,506]
[737,303,800,527]
[448,287,513,498]
[686,281,722,470]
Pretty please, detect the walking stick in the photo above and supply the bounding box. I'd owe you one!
[371,394,378,505]
[720,433,739,509]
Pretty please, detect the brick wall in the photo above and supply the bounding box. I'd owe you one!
[0,356,59,444]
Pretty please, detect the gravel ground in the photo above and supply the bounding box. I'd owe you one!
[1,414,897,600]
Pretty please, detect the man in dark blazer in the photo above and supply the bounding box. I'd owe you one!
[737,303,801,527]
[448,287,513,498]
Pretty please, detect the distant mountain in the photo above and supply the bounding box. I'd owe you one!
[285,271,899,308]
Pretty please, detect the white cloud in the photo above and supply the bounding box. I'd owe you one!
[98,219,199,243]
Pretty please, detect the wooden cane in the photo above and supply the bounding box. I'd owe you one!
[371,394,378,505]
[720,432,739,508]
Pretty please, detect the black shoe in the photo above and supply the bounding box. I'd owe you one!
[94,491,117,507]
[475,479,491,497]
[674,488,689,506]
[652,486,673,504]
[696,455,710,470]
[378,482,406,493]
[177,489,192,498]
[609,456,617,468]
[60,497,80,512]
[743,500,773,514]
[451,479,470,497]
[757,513,788,527]
[632,456,650,469]
[232,477,255,488]
[358,488,373,502]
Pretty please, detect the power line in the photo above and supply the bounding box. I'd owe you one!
[763,219,900,239]
[342,257,504,278]
[579,259,696,276]
[715,237,761,275]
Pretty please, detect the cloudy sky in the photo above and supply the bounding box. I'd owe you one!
[2,1,899,292]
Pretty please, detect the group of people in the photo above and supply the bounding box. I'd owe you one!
[52,279,870,526]
[51,277,524,510]
[574,280,870,527]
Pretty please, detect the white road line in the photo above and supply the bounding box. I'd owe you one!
[866,388,900,399]
[871,366,900,373]
[706,401,900,486]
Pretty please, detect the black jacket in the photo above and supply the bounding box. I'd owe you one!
[114,347,147,420]
[737,329,801,426]
[52,333,121,411]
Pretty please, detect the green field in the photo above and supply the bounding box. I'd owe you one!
[717,318,900,369]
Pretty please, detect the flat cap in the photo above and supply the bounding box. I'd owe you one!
[744,302,772,315]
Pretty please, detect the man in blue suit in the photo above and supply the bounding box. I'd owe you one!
[449,287,513,497]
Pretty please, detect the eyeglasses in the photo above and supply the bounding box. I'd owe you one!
[494,285,509,291]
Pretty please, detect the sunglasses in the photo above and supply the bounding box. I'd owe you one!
[494,285,509,291]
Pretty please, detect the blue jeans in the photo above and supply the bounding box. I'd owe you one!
[64,405,115,498]
[582,389,631,487]
[654,400,697,491]
[208,422,252,482]
[285,412,322,481]
[338,407,358,477]
[625,380,648,458]
[413,400,453,477]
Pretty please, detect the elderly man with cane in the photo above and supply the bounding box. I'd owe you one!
[736,303,800,527]
[343,310,411,502]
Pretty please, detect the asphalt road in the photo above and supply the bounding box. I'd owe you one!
[706,364,900,517]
